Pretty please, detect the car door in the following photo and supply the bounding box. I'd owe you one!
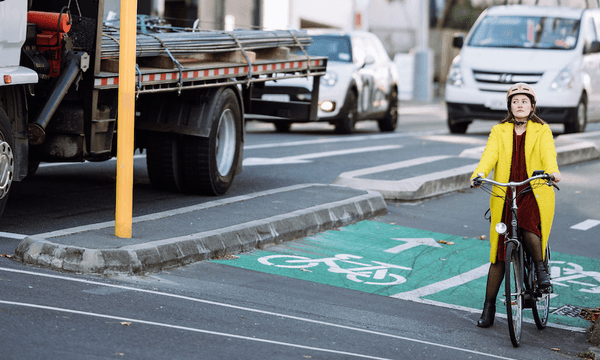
[587,12,600,121]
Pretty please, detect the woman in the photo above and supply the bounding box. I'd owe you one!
[470,83,561,328]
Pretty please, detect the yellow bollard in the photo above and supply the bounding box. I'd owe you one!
[115,0,138,238]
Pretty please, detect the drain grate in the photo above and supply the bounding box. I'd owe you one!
[551,304,588,320]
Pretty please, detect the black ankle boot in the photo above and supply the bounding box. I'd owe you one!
[535,261,551,289]
[477,298,496,328]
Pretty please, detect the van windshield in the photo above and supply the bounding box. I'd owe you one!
[468,15,580,50]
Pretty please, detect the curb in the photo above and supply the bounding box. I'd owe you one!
[14,188,387,275]
[333,137,600,201]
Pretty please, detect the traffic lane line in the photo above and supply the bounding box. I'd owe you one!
[0,300,395,360]
[0,267,517,360]
[571,219,600,231]
[0,232,28,240]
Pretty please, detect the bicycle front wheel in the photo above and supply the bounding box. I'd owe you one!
[532,246,551,329]
[505,241,523,347]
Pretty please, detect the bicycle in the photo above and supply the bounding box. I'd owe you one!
[472,170,558,347]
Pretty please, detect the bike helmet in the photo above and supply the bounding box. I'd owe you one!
[506,82,536,103]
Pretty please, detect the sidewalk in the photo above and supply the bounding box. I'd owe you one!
[15,184,387,274]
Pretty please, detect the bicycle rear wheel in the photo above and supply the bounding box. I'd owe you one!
[532,246,551,329]
[505,241,523,347]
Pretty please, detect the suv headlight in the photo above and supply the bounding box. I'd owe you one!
[551,60,577,90]
[321,71,338,87]
[447,57,464,87]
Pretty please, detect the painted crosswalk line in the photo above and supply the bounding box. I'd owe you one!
[213,221,599,329]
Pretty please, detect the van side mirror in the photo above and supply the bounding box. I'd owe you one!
[362,55,375,68]
[453,34,464,49]
[585,40,600,54]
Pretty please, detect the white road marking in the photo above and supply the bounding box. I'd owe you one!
[0,300,391,360]
[243,145,402,166]
[418,135,487,146]
[244,131,442,150]
[384,238,442,254]
[0,232,28,240]
[0,267,517,360]
[571,219,600,231]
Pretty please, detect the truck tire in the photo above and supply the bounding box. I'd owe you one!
[336,90,357,134]
[0,108,15,217]
[180,88,242,195]
[146,132,184,192]
[564,96,587,134]
[378,87,398,132]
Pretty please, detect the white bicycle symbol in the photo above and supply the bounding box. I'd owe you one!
[550,261,600,294]
[258,254,412,286]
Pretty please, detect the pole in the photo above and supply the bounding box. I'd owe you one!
[115,0,137,238]
[412,0,432,102]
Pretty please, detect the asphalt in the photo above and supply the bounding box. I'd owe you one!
[13,107,600,276]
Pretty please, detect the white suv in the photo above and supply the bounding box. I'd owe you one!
[445,5,600,133]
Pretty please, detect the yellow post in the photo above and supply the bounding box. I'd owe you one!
[115,0,138,238]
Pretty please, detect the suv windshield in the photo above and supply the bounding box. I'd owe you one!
[469,15,580,49]
[293,35,352,63]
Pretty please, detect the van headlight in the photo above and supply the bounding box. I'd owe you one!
[550,60,577,90]
[447,59,464,87]
[321,72,338,87]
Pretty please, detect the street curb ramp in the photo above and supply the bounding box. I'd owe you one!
[14,185,387,275]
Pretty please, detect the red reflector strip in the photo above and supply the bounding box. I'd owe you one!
[4,75,12,84]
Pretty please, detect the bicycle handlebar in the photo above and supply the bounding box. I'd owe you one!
[471,172,559,190]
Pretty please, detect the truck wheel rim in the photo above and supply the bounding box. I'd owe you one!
[0,141,14,199]
[216,109,236,176]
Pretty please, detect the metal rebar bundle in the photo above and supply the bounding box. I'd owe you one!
[100,28,313,59]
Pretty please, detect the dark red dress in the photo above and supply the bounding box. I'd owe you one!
[497,130,541,262]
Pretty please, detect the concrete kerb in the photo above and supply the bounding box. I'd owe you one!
[333,135,600,201]
[14,187,387,275]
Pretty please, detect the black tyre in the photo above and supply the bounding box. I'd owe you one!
[564,96,587,134]
[0,107,14,218]
[180,88,242,195]
[335,90,357,134]
[146,132,184,192]
[505,241,523,347]
[447,113,469,134]
[378,87,398,132]
[532,246,551,329]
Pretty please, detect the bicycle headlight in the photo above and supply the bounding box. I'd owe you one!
[495,222,508,235]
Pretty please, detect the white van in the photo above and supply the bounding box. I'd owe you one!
[445,5,600,134]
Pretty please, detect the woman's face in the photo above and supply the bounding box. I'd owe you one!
[510,94,533,120]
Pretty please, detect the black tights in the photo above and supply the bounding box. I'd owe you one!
[484,230,544,301]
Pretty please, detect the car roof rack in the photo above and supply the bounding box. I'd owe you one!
[503,0,600,8]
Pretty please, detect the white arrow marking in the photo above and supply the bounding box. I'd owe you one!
[243,145,402,166]
[384,238,442,254]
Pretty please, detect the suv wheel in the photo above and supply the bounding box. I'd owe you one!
[564,96,587,133]
[447,112,470,134]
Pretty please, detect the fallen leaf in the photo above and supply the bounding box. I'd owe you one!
[300,268,312,272]
[551,348,560,352]
[120,322,132,326]
[1,254,13,259]
[438,240,454,245]
[479,235,487,240]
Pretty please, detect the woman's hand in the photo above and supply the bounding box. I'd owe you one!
[550,172,561,183]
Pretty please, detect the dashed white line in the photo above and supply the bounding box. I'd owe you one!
[571,219,600,231]
[0,232,28,240]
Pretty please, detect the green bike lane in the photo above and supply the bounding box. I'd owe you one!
[213,221,599,330]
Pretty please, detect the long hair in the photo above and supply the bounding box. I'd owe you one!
[500,93,547,125]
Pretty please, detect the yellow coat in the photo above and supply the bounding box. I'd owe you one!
[471,121,560,263]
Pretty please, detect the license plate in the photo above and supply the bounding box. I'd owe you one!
[262,94,290,102]
[485,99,506,111]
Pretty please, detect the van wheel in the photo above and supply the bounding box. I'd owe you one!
[0,108,15,218]
[447,113,469,134]
[564,96,587,133]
